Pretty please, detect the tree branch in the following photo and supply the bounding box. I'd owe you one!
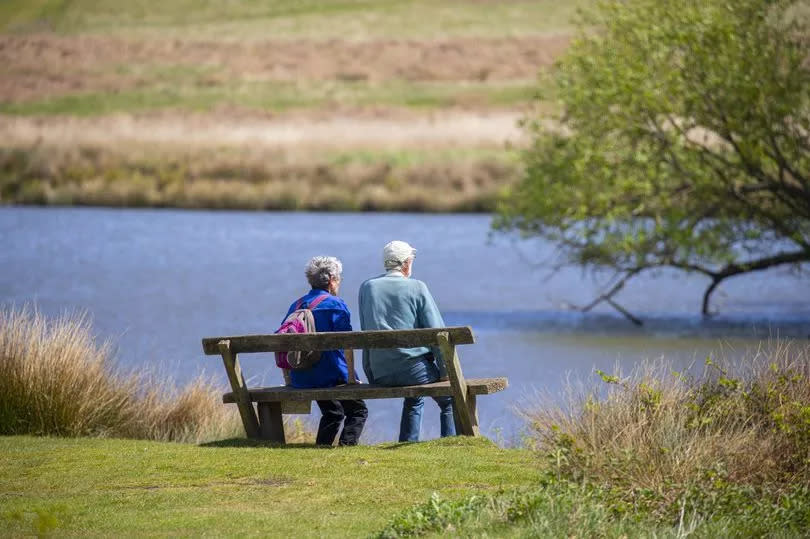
[576,269,644,326]
[700,249,810,315]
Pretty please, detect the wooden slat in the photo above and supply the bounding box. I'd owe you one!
[222,377,508,403]
[218,340,260,439]
[281,401,311,414]
[438,331,477,436]
[202,326,475,355]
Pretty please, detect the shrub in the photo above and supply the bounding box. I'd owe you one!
[523,341,810,490]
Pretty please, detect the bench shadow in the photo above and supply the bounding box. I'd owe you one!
[379,441,418,449]
[199,438,424,450]
[199,438,327,450]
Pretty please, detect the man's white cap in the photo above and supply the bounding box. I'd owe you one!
[383,240,417,265]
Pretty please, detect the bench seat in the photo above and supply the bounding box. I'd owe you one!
[224,377,508,403]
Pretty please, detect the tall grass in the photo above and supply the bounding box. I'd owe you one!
[523,340,810,492]
[0,144,517,212]
[0,306,246,443]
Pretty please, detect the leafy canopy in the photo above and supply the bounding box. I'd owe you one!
[496,0,810,314]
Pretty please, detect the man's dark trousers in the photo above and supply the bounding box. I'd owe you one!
[315,399,368,446]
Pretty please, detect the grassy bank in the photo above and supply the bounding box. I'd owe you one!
[4,309,810,536]
[0,144,519,212]
[379,341,810,537]
[0,436,540,537]
[7,435,808,539]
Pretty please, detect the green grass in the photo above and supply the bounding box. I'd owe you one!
[0,80,538,116]
[377,478,810,538]
[325,147,521,168]
[4,435,807,538]
[0,0,591,39]
[0,435,541,537]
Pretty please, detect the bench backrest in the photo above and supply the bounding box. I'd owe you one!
[201,326,475,355]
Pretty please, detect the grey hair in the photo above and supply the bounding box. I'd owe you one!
[384,257,409,271]
[305,256,343,289]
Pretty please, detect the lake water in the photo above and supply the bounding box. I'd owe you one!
[2,207,808,443]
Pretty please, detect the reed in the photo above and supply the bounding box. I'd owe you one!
[0,144,517,212]
[0,306,314,443]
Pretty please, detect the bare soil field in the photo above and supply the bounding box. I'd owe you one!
[0,34,568,102]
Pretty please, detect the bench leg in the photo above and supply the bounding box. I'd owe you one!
[257,402,286,444]
[218,340,260,439]
[437,331,477,436]
[467,394,481,436]
[452,393,481,437]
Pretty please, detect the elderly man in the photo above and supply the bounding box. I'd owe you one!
[358,241,455,442]
[282,256,367,446]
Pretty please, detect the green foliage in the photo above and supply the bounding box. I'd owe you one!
[377,491,489,538]
[377,482,649,538]
[496,0,810,313]
[378,472,810,537]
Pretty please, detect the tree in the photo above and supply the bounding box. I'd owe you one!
[495,0,810,318]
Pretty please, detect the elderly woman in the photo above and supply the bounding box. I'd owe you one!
[281,256,367,446]
[358,241,455,442]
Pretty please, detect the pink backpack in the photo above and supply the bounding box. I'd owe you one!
[274,294,330,370]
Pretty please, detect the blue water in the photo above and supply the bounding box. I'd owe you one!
[2,207,808,443]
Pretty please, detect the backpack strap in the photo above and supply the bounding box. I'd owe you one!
[307,293,330,310]
[296,292,330,311]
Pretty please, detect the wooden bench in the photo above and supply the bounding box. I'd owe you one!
[201,326,508,443]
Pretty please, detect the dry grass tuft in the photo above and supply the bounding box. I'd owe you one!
[522,341,810,491]
[0,306,246,443]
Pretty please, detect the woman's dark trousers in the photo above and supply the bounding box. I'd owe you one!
[315,399,368,446]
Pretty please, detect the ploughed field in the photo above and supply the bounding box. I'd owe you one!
[0,0,587,211]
